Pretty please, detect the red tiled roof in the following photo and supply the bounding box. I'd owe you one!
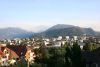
[0,51,4,56]
[0,45,6,52]
[10,50,19,58]
[0,45,19,58]
[1,47,5,52]
[7,45,27,57]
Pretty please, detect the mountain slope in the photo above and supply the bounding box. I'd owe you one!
[48,24,74,30]
[82,28,95,35]
[38,24,96,37]
[0,27,34,39]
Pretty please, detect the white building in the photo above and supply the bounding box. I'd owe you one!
[53,38,57,41]
[66,36,70,40]
[44,41,50,46]
[53,41,62,47]
[78,42,85,49]
[73,36,78,41]
[29,51,35,63]
[57,36,62,40]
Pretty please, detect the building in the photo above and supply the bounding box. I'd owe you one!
[6,45,35,62]
[57,36,62,40]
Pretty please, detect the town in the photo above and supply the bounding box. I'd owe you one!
[0,0,100,67]
[0,34,100,67]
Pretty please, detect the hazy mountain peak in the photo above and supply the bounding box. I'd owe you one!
[38,24,97,37]
[0,27,34,39]
[47,24,74,31]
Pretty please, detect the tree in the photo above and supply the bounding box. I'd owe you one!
[65,42,84,67]
[83,42,98,51]
[71,43,83,67]
[65,45,72,67]
[47,47,66,67]
[34,42,84,67]
[34,45,50,67]
[34,43,67,67]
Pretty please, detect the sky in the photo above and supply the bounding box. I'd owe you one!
[0,0,100,32]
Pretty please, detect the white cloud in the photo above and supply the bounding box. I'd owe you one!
[0,20,56,32]
[0,19,100,32]
[64,19,100,31]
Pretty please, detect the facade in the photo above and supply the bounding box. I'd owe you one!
[0,45,35,66]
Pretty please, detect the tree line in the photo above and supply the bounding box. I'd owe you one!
[31,40,99,67]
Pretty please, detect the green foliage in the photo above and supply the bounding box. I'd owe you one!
[71,43,83,67]
[30,63,43,67]
[34,44,67,67]
[34,42,84,67]
[65,42,83,67]
[44,27,84,37]
[38,24,96,37]
[49,47,66,67]
[34,45,50,67]
[65,45,72,67]
[83,42,98,51]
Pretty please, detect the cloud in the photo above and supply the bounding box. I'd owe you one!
[64,19,100,31]
[0,19,100,32]
[0,20,56,32]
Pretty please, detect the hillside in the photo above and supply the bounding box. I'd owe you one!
[0,27,34,39]
[0,24,99,39]
[38,24,96,37]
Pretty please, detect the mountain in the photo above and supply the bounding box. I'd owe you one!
[0,24,99,39]
[0,27,34,39]
[37,24,96,37]
[48,24,74,30]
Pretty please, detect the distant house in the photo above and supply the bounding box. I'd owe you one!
[53,41,62,47]
[73,36,78,41]
[78,42,85,49]
[57,36,62,40]
[44,40,50,46]
[66,36,70,40]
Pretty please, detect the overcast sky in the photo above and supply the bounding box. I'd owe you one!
[0,0,100,32]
